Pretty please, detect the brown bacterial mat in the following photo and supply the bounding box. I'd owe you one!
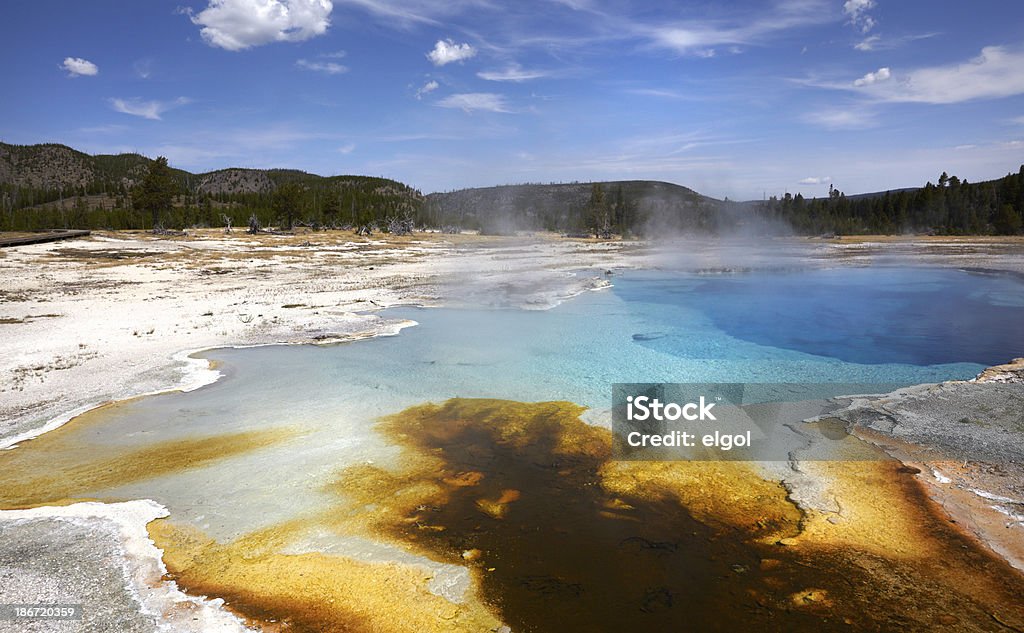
[146,399,1024,632]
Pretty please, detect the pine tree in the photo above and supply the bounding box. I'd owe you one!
[588,183,610,238]
[994,204,1022,234]
[132,156,178,230]
[323,187,343,228]
[272,182,305,230]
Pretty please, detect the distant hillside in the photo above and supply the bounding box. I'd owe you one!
[0,142,423,231]
[3,141,1020,235]
[194,168,275,195]
[0,143,181,193]
[424,180,724,234]
[0,142,730,235]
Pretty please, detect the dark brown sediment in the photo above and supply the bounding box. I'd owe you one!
[154,398,1024,632]
[336,399,1024,631]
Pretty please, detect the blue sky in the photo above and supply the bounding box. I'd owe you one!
[1,0,1023,199]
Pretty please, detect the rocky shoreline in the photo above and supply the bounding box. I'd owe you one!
[828,360,1024,572]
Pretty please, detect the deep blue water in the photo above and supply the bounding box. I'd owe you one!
[613,267,1024,368]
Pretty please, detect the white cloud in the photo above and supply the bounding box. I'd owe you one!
[426,39,476,66]
[436,92,510,113]
[188,0,332,51]
[798,176,831,185]
[846,46,1024,104]
[477,64,548,82]
[61,57,98,77]
[843,0,876,34]
[854,32,938,52]
[109,97,191,120]
[647,0,833,56]
[649,27,740,56]
[803,108,877,129]
[415,80,439,99]
[853,66,891,87]
[854,35,880,51]
[338,143,356,154]
[296,58,348,74]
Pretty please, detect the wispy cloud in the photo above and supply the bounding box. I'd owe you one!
[373,132,469,142]
[624,88,696,101]
[798,176,831,184]
[61,57,98,77]
[803,107,877,129]
[415,80,439,99]
[645,0,834,57]
[853,34,878,51]
[436,92,511,113]
[332,0,448,27]
[185,0,333,51]
[808,46,1024,104]
[477,64,549,82]
[854,32,938,51]
[132,58,153,79]
[338,143,356,154]
[109,97,192,120]
[332,0,496,28]
[427,39,477,66]
[296,58,348,74]
[77,124,128,135]
[548,0,597,11]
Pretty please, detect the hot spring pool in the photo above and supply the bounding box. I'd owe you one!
[10,264,1016,538]
[4,263,1024,631]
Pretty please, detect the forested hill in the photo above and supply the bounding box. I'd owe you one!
[0,143,187,193]
[0,142,422,231]
[0,142,725,235]
[1,141,1022,235]
[756,167,1024,235]
[423,181,721,234]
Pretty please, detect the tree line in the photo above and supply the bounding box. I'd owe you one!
[756,167,1024,235]
[3,154,1023,236]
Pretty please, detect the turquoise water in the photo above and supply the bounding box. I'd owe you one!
[80,265,1023,538]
